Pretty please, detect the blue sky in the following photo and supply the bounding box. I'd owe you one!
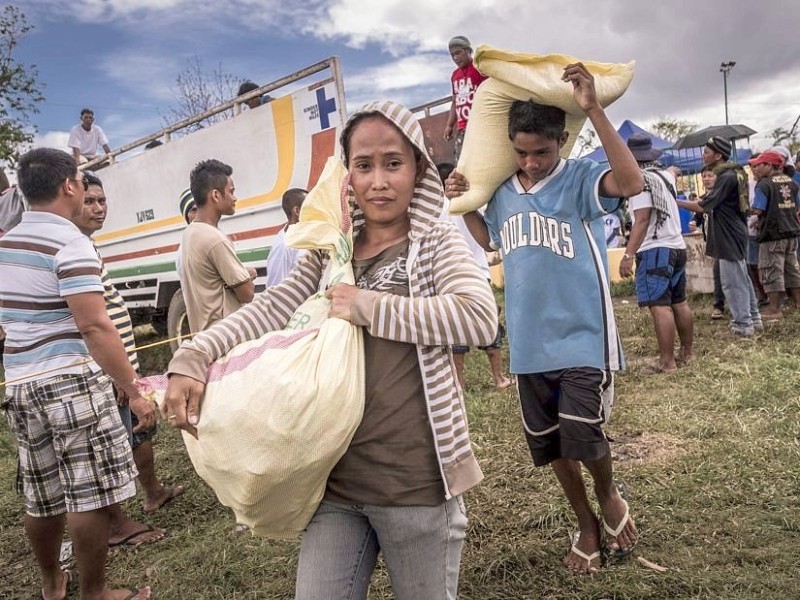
[10,0,800,157]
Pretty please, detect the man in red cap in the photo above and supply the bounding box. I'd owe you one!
[750,150,800,319]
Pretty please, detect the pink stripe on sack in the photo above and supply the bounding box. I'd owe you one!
[136,328,318,391]
[205,328,318,383]
[138,374,169,393]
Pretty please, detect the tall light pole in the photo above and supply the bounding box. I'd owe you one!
[720,61,736,125]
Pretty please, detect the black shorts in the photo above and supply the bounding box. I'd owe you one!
[517,367,613,466]
[452,323,504,354]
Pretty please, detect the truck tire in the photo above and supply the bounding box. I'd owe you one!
[151,314,169,337]
[167,289,190,353]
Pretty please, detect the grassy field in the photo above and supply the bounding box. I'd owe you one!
[1,290,800,599]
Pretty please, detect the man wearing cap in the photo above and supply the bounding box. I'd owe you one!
[619,134,693,372]
[750,150,800,319]
[179,188,197,225]
[443,35,487,161]
[676,136,762,336]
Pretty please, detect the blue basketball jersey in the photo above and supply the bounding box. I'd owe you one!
[484,159,624,374]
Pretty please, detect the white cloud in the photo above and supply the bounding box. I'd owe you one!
[98,52,179,103]
[22,0,800,163]
[303,0,800,151]
[29,0,308,28]
[34,130,71,152]
[346,54,449,94]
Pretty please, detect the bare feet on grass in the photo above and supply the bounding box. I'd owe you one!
[143,483,184,514]
[494,375,513,389]
[107,586,151,599]
[678,346,693,365]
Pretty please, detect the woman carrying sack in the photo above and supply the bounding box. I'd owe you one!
[163,100,498,599]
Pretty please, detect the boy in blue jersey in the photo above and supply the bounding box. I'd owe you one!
[446,62,643,574]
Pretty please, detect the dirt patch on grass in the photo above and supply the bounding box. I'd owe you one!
[610,431,683,464]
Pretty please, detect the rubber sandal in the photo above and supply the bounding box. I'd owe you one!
[109,524,165,548]
[569,544,601,574]
[603,499,637,560]
[567,530,601,574]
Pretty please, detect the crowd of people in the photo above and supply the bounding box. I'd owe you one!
[0,34,798,600]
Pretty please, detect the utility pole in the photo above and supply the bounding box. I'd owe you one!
[720,61,736,125]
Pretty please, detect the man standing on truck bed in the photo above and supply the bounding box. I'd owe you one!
[178,159,256,333]
[443,35,487,161]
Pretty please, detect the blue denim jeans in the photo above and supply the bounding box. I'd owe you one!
[295,497,468,600]
[719,258,760,329]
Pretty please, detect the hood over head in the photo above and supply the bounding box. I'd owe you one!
[342,100,445,242]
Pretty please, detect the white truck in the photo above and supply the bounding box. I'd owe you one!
[82,58,349,346]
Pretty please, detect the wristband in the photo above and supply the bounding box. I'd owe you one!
[623,253,633,260]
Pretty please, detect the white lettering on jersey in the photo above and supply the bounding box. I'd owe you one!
[499,210,575,259]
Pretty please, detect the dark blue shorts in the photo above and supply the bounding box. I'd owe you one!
[635,247,688,307]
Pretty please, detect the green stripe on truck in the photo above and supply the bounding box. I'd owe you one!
[107,247,270,279]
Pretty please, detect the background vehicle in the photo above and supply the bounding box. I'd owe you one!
[82,58,347,347]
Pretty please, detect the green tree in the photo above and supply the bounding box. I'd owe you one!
[0,5,44,165]
[649,117,698,142]
[769,126,800,157]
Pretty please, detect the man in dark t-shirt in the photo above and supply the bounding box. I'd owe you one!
[750,150,800,319]
[676,136,762,336]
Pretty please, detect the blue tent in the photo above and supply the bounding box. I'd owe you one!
[581,119,752,174]
[659,145,752,174]
[581,120,672,163]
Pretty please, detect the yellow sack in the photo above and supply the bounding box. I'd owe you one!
[449,46,634,215]
[141,158,364,538]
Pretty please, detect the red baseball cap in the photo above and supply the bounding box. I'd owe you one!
[748,151,784,168]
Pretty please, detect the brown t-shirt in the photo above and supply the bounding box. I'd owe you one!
[325,240,445,506]
[178,222,251,333]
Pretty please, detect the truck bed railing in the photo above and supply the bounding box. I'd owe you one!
[410,96,451,118]
[81,57,346,171]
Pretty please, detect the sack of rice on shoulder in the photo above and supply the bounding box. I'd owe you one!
[449,45,635,215]
[140,158,364,538]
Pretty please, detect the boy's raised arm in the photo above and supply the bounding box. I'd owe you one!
[445,170,494,251]
[563,63,643,199]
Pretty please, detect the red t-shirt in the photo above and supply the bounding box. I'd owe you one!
[451,62,488,130]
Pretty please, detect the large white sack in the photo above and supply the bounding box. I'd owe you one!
[449,46,634,215]
[141,158,364,538]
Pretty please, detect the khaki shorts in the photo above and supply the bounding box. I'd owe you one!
[4,368,137,517]
[758,238,800,293]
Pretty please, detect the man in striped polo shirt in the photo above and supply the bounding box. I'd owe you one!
[73,172,183,544]
[0,148,153,599]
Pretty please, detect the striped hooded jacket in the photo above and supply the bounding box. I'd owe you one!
[168,100,499,500]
